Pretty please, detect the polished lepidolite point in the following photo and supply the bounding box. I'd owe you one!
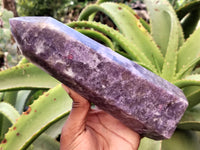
[9,17,188,140]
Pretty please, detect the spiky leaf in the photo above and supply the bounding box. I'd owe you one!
[174,74,200,88]
[15,90,32,114]
[177,27,200,76]
[0,63,60,91]
[0,91,18,141]
[77,29,114,50]
[0,84,72,150]
[145,0,184,56]
[183,86,200,109]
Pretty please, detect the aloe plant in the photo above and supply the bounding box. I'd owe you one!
[0,0,200,149]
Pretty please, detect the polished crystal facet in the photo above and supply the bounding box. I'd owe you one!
[10,17,188,140]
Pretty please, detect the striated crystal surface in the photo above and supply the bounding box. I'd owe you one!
[10,17,188,140]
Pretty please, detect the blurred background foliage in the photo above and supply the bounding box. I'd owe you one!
[0,7,19,70]
[17,0,97,22]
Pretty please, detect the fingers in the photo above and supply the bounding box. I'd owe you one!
[61,84,90,134]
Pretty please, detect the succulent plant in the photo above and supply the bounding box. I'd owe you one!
[0,7,19,69]
[0,0,200,149]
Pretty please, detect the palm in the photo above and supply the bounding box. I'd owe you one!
[78,109,140,150]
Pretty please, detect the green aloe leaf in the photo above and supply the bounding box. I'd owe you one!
[138,138,162,150]
[161,50,177,82]
[145,0,182,81]
[0,91,18,141]
[144,0,184,81]
[139,130,200,150]
[0,102,20,124]
[178,104,200,131]
[162,130,200,150]
[78,2,164,72]
[176,57,200,79]
[15,90,32,114]
[77,29,114,50]
[45,116,67,139]
[0,63,60,91]
[178,22,185,49]
[0,58,33,140]
[145,0,184,56]
[161,14,179,81]
[31,133,60,150]
[183,86,200,109]
[117,3,150,33]
[174,74,200,88]
[18,57,29,65]
[176,27,200,76]
[88,0,111,21]
[0,84,72,150]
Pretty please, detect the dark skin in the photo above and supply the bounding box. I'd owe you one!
[60,84,141,150]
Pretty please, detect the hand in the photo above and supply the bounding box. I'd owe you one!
[60,84,140,150]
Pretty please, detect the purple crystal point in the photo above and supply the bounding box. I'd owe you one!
[9,17,188,140]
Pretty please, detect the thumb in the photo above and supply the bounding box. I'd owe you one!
[61,84,90,134]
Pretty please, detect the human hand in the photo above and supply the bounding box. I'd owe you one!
[60,84,140,150]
